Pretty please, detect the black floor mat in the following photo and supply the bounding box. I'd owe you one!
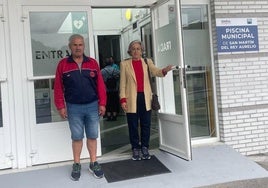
[101,155,171,183]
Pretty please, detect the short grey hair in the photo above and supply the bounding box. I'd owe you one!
[68,34,84,45]
[127,40,145,56]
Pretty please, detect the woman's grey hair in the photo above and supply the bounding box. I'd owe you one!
[127,40,145,56]
[68,34,84,45]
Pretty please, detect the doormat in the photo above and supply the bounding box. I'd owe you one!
[101,155,171,183]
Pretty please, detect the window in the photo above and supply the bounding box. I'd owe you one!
[29,11,90,124]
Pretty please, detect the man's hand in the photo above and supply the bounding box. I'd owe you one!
[58,108,67,119]
[99,106,106,116]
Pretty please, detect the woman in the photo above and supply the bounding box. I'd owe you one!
[119,40,172,161]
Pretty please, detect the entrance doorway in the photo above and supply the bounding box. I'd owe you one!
[10,0,216,167]
[97,35,121,69]
[96,34,161,155]
[95,1,216,158]
[22,6,99,165]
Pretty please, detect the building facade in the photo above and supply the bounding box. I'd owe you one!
[0,0,268,170]
[212,0,268,155]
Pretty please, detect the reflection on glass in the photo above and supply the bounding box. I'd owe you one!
[187,71,210,137]
[30,12,89,76]
[35,79,51,123]
[0,86,2,127]
[34,79,64,124]
[182,5,215,138]
[182,6,209,30]
[29,11,89,124]
[173,69,182,115]
[174,69,213,137]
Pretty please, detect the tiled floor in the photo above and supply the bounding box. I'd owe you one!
[100,114,160,155]
[100,112,211,156]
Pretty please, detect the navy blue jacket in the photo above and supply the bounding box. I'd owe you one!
[54,55,106,110]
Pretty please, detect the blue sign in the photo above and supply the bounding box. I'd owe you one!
[216,18,259,53]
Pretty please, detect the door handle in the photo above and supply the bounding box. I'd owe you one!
[171,65,190,71]
[172,65,179,70]
[27,75,55,81]
[172,65,190,88]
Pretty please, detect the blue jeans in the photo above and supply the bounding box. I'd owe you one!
[66,101,99,140]
[126,92,151,150]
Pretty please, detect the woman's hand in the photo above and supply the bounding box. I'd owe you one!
[163,65,173,73]
[162,65,173,75]
[121,102,128,112]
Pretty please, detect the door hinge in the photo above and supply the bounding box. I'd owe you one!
[5,153,14,160]
[0,15,4,22]
[21,15,28,22]
[0,77,7,82]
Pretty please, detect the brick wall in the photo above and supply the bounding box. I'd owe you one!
[211,0,268,155]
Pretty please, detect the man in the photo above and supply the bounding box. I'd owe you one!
[54,34,106,181]
[101,58,120,121]
[109,56,119,71]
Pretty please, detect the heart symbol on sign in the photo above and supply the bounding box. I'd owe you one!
[73,20,83,29]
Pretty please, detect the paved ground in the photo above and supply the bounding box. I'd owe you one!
[1,144,268,188]
[196,152,268,188]
[197,177,268,188]
[250,153,268,171]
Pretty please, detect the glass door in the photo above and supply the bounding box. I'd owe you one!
[22,6,100,165]
[182,4,216,139]
[151,0,192,160]
[0,5,13,169]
